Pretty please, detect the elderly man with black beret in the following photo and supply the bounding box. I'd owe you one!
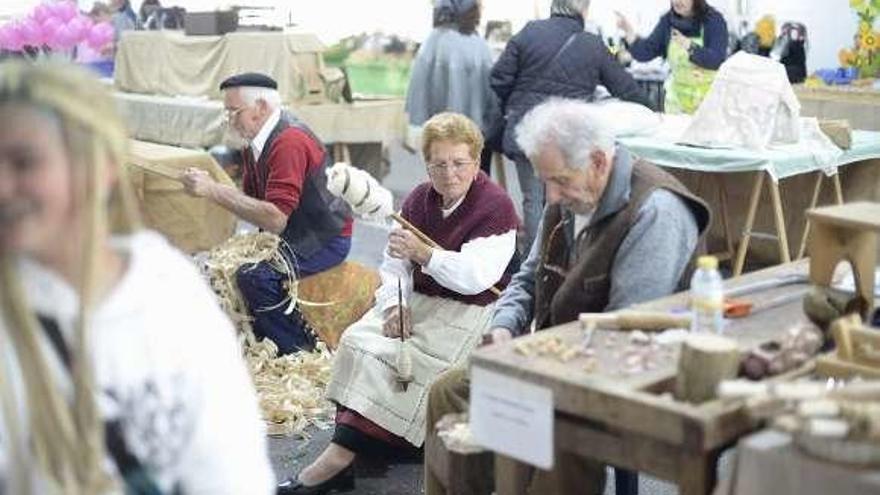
[182,72,353,355]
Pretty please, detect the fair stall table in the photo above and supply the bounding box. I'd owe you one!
[795,84,880,132]
[114,30,327,104]
[470,261,816,495]
[618,117,880,276]
[114,92,405,175]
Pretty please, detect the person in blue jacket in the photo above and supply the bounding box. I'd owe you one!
[616,0,728,113]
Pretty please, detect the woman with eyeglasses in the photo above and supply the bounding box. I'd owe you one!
[276,112,517,494]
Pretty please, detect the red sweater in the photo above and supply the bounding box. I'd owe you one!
[242,127,353,236]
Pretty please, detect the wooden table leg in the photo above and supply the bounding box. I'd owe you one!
[797,171,825,260]
[797,171,846,260]
[768,177,792,265]
[832,172,844,205]
[678,452,718,495]
[495,455,530,495]
[733,172,765,277]
[718,179,735,262]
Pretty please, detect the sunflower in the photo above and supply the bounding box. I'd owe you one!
[755,15,776,48]
[860,21,873,34]
[861,30,879,50]
[840,48,856,66]
[852,0,866,8]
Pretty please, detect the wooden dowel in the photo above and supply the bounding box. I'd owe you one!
[127,159,184,181]
[389,212,503,296]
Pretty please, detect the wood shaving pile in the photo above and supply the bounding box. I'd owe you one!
[513,330,677,376]
[201,232,297,334]
[514,336,584,362]
[245,338,334,436]
[200,232,334,436]
[435,413,484,454]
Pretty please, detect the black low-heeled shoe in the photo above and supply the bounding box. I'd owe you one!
[276,464,355,495]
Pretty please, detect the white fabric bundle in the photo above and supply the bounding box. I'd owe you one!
[680,52,801,150]
[592,99,661,137]
[326,162,394,221]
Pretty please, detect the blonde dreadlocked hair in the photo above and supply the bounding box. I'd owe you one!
[0,61,140,494]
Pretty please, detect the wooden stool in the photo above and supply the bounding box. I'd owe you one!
[425,415,494,495]
[808,202,880,318]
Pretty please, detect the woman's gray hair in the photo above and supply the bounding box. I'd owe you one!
[515,98,615,171]
[240,86,282,111]
[550,0,591,17]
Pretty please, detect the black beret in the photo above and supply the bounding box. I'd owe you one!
[219,72,278,91]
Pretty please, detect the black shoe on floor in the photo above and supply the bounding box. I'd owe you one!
[276,465,355,495]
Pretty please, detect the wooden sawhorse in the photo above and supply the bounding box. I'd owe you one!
[728,169,844,276]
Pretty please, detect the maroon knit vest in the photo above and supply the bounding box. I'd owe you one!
[401,172,519,306]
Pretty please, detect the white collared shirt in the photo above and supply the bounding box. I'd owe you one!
[250,108,282,163]
[374,195,517,312]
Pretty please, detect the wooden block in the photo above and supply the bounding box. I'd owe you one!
[675,334,741,403]
[816,354,880,380]
[425,426,494,495]
[849,327,880,367]
[831,314,861,361]
[807,202,880,232]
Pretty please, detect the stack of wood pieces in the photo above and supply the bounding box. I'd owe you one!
[719,379,880,466]
[819,119,852,150]
[817,314,880,379]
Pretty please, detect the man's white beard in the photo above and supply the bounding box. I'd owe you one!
[223,126,249,149]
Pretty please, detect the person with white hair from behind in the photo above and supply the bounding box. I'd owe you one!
[182,72,354,356]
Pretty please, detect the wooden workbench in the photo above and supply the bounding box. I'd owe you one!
[470,261,816,495]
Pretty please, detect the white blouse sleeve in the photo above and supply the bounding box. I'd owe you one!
[374,248,414,312]
[422,229,517,295]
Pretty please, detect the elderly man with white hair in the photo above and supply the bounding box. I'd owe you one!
[182,73,353,355]
[424,98,711,495]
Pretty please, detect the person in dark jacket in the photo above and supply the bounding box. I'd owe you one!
[616,0,728,113]
[491,0,649,255]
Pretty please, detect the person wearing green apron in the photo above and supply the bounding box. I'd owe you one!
[616,0,729,113]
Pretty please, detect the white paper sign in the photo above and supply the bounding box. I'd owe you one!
[469,366,554,470]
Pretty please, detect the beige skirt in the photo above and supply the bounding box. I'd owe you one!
[324,293,493,446]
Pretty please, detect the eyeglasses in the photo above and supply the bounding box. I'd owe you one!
[223,106,247,122]
[426,159,474,175]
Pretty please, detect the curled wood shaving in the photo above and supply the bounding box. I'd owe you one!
[244,338,334,437]
[514,336,584,362]
[200,232,334,436]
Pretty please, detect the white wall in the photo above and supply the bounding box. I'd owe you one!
[739,0,854,72]
[1,0,857,70]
